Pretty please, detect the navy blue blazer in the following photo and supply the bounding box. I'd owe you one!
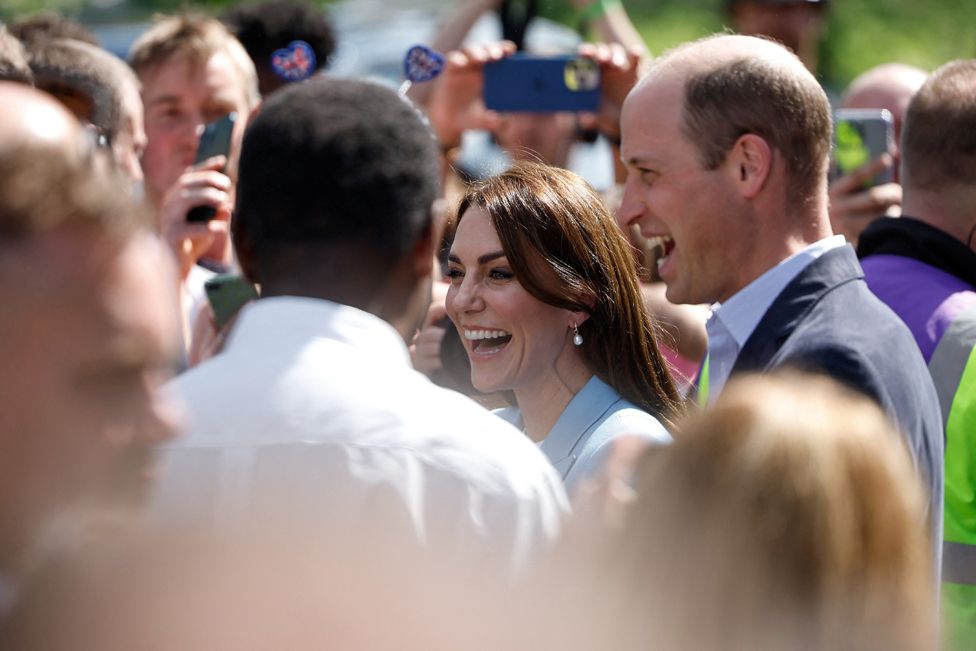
[731,245,945,567]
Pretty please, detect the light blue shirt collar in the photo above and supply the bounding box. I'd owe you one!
[703,235,845,401]
[710,235,846,349]
[539,375,617,467]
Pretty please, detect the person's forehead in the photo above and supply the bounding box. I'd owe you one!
[141,50,245,103]
[624,73,684,133]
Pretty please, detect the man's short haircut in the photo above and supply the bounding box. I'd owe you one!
[901,59,976,191]
[8,11,100,48]
[0,145,149,242]
[128,13,259,110]
[674,35,832,201]
[221,0,335,93]
[0,24,32,85]
[28,39,138,146]
[234,77,439,277]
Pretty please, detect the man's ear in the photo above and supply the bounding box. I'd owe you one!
[232,213,260,284]
[729,133,773,199]
[410,200,447,277]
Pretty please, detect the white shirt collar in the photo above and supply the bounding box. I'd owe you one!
[225,295,412,367]
[709,235,846,349]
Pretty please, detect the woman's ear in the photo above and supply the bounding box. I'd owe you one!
[569,310,591,328]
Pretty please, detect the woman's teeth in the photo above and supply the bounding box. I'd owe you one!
[464,329,510,341]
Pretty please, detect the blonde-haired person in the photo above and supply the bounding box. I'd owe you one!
[129,13,260,360]
[596,371,934,651]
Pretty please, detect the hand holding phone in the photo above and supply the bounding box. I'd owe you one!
[483,54,601,113]
[830,109,895,189]
[186,113,238,223]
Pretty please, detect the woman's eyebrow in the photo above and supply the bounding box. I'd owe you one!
[447,251,506,265]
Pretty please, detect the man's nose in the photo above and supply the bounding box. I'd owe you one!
[616,178,644,230]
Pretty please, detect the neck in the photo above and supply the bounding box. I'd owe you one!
[514,354,592,443]
[723,204,831,302]
[902,188,976,252]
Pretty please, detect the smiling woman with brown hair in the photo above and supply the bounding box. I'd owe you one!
[445,161,682,491]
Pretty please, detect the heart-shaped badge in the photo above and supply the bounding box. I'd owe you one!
[271,40,317,82]
[403,45,444,84]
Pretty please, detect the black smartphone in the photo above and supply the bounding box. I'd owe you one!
[483,54,601,113]
[186,112,237,223]
[831,108,895,188]
[204,273,259,329]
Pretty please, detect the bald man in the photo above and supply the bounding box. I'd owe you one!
[0,84,180,605]
[828,62,928,244]
[616,35,943,571]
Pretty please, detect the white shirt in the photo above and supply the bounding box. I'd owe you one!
[154,296,568,572]
[704,236,846,401]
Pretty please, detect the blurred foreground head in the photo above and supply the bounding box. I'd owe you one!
[608,372,933,650]
[0,523,497,650]
[0,84,180,576]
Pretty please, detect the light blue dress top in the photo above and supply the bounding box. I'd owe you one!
[495,375,672,491]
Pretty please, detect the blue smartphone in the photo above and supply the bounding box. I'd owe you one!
[186,112,237,223]
[483,54,601,113]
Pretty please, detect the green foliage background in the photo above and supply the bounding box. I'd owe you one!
[3,0,975,89]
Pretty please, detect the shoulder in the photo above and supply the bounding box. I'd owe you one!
[569,399,671,486]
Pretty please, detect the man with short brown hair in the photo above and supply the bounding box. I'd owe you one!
[857,60,976,648]
[27,38,147,184]
[618,33,943,570]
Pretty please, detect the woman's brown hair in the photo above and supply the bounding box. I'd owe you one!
[454,161,682,426]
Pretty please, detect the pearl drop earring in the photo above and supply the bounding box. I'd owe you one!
[573,324,583,346]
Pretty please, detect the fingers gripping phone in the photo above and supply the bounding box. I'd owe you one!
[830,108,895,189]
[186,113,237,223]
[483,55,601,113]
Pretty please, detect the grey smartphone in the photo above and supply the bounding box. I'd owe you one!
[186,112,237,223]
[483,54,601,113]
[831,108,895,188]
[204,273,259,329]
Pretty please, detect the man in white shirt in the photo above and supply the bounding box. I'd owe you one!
[154,77,568,572]
[616,34,943,569]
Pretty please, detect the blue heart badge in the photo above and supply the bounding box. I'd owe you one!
[271,40,317,82]
[403,45,444,84]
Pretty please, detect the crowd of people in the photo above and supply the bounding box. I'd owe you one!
[0,0,973,649]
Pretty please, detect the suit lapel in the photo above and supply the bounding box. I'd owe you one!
[732,245,864,375]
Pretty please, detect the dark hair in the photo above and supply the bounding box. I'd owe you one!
[0,24,32,85]
[221,0,335,96]
[680,46,832,203]
[234,77,439,280]
[455,161,682,425]
[901,59,976,191]
[28,39,137,145]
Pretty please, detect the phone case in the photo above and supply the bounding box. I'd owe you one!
[483,55,600,113]
[187,113,238,223]
[831,108,895,187]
